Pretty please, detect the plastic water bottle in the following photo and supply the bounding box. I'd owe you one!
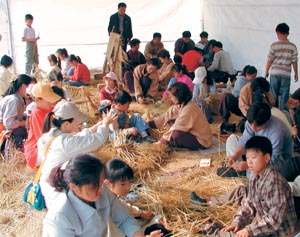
[226,78,232,93]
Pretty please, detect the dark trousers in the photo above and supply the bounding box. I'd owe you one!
[165,120,205,150]
[218,93,244,122]
[140,76,152,97]
[169,130,206,150]
[12,127,27,148]
[123,71,135,93]
[208,70,231,83]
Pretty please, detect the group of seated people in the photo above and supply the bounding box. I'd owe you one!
[121,30,235,103]
[1,27,300,236]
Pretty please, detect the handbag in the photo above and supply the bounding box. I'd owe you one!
[23,135,60,210]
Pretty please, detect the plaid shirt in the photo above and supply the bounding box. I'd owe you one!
[233,166,297,237]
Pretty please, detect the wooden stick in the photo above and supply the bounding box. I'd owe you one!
[218,133,221,158]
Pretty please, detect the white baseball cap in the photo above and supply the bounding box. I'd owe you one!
[53,100,87,123]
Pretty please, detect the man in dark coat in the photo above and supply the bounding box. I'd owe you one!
[108,2,133,52]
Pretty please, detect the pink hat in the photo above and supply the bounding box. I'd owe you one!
[104,72,118,81]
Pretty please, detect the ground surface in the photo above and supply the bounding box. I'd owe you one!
[0,86,248,237]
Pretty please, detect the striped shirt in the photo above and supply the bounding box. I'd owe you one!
[233,167,297,237]
[268,39,298,77]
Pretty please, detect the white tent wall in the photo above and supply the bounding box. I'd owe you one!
[3,0,202,74]
[203,0,300,92]
[0,0,10,58]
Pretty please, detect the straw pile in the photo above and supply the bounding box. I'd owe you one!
[0,87,249,236]
[93,132,168,177]
[0,151,45,237]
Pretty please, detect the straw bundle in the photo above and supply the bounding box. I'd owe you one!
[113,132,168,176]
[0,153,44,237]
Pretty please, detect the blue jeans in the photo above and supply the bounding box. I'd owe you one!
[110,113,149,140]
[270,75,291,111]
[129,113,149,135]
[67,80,88,87]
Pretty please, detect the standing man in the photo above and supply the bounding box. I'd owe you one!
[265,23,298,111]
[22,14,39,75]
[108,2,133,52]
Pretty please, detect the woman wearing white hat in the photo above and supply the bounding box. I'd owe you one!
[38,100,116,208]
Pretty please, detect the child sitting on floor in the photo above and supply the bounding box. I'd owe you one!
[98,72,119,113]
[104,158,155,237]
[110,90,155,143]
[206,136,297,237]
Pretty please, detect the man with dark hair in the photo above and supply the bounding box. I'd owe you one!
[144,32,164,61]
[133,58,161,104]
[265,22,298,111]
[123,38,146,93]
[207,41,234,83]
[225,102,293,176]
[198,31,211,65]
[174,31,195,57]
[108,2,133,52]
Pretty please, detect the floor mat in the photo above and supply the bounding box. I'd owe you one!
[200,137,226,155]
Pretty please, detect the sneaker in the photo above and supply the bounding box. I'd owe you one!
[142,136,156,143]
[190,192,208,205]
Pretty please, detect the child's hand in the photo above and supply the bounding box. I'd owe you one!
[235,228,249,237]
[102,111,118,126]
[225,155,235,166]
[221,224,239,232]
[128,127,139,135]
[138,97,146,104]
[232,161,248,171]
[145,230,163,237]
[140,210,153,220]
[292,125,298,137]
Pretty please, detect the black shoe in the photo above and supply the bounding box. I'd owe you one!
[220,122,236,134]
[190,192,207,205]
[220,122,228,135]
[227,123,236,133]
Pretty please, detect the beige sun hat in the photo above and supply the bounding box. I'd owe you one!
[53,100,87,123]
[31,83,61,103]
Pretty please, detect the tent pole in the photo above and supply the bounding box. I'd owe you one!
[5,0,15,72]
[201,0,204,31]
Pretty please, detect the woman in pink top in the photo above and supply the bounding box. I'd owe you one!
[163,63,194,99]
[63,55,90,87]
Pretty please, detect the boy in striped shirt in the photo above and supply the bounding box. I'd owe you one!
[265,23,298,111]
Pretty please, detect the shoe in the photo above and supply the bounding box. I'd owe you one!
[220,122,236,135]
[190,192,208,205]
[142,136,156,143]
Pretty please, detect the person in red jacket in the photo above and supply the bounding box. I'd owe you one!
[24,83,61,169]
[63,54,90,86]
[98,72,120,113]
